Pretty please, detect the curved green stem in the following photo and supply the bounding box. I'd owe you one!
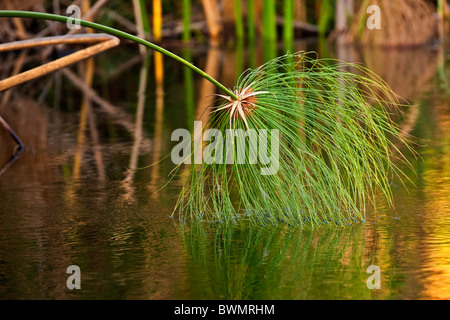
[0,10,238,100]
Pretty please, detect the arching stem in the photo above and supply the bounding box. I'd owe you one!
[0,10,239,100]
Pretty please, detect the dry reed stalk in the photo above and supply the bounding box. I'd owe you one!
[1,50,27,105]
[345,0,438,47]
[152,0,162,42]
[294,0,307,22]
[39,0,109,59]
[132,0,146,55]
[0,32,118,159]
[200,0,222,45]
[0,33,119,91]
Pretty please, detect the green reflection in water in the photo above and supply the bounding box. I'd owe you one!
[179,222,391,299]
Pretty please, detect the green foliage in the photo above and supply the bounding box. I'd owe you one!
[0,11,412,228]
[172,52,412,228]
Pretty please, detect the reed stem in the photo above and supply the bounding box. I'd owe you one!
[234,0,244,40]
[182,0,191,42]
[262,0,276,41]
[247,0,256,43]
[318,0,332,36]
[0,10,238,100]
[283,0,294,52]
[152,0,162,41]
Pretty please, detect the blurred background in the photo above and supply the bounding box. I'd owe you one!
[0,0,450,300]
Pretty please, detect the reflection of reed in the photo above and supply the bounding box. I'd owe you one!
[180,223,381,299]
[193,47,220,165]
[149,52,165,195]
[67,0,107,199]
[384,88,450,300]
[68,0,97,199]
[360,47,439,101]
[221,47,238,89]
[61,68,150,149]
[122,53,149,201]
[332,44,440,104]
[183,49,195,127]
[87,93,106,182]
[0,98,73,299]
[196,48,220,123]
[132,0,147,55]
[171,48,221,191]
[152,0,162,42]
[71,60,93,182]
[418,94,450,300]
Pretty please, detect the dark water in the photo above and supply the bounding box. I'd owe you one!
[1,37,450,300]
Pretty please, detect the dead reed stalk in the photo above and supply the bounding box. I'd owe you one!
[345,0,438,47]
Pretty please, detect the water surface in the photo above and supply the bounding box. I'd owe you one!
[1,38,450,299]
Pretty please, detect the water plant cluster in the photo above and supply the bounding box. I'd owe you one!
[172,52,411,227]
[0,11,412,228]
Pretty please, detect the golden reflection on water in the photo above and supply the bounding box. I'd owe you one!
[420,99,450,300]
[1,38,450,299]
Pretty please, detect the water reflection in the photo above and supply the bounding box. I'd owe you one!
[410,88,450,300]
[121,51,150,202]
[180,222,388,299]
[0,34,450,299]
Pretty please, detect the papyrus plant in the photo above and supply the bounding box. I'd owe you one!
[0,11,412,227]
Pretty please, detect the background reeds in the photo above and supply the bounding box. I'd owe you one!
[343,0,439,47]
[0,1,444,47]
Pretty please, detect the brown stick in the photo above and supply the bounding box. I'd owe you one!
[1,50,27,106]
[0,34,120,92]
